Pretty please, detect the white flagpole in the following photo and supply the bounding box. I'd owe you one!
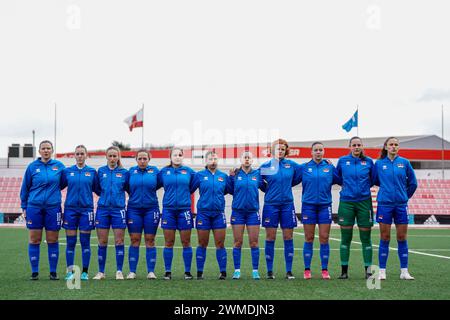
[142,103,144,149]
[356,104,359,136]
[54,103,57,156]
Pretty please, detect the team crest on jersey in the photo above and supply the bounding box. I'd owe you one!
[397,163,404,168]
[284,164,291,169]
[85,172,91,177]
[36,168,41,173]
[148,169,154,173]
[323,168,330,173]
[181,170,187,174]
[52,166,59,171]
[238,176,243,181]
[251,176,257,181]
[116,173,122,178]
[346,161,351,166]
[361,161,367,166]
[218,177,224,182]
[382,165,387,170]
[308,168,313,173]
[70,172,75,177]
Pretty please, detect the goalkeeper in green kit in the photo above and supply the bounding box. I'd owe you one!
[335,137,374,279]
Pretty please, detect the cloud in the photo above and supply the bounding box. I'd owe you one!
[417,88,450,102]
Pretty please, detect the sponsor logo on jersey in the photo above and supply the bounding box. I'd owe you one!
[203,176,208,180]
[218,177,224,182]
[382,165,387,170]
[36,168,41,173]
[308,168,313,173]
[103,173,107,178]
[52,166,59,171]
[116,173,122,178]
[85,172,91,177]
[346,161,350,166]
[70,172,75,176]
[238,176,243,181]
[166,171,171,175]
[323,168,330,173]
[134,170,138,174]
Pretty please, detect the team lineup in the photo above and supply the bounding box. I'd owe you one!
[20,137,418,283]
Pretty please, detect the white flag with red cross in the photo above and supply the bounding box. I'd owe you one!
[124,108,143,132]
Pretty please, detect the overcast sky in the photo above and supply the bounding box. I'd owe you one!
[1,0,449,157]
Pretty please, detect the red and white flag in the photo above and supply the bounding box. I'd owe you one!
[124,108,143,132]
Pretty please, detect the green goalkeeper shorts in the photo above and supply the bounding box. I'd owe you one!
[337,198,374,228]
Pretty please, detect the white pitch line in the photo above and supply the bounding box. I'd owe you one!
[293,231,450,260]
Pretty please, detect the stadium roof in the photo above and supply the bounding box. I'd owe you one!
[288,135,450,150]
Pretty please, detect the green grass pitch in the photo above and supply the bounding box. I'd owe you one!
[1,227,449,300]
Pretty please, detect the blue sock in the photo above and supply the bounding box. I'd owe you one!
[265,240,275,272]
[98,245,107,273]
[379,240,390,269]
[115,245,125,272]
[28,243,40,273]
[284,239,294,273]
[128,245,139,273]
[303,242,313,269]
[79,233,91,270]
[66,235,77,270]
[47,242,59,273]
[196,246,207,272]
[146,247,157,273]
[163,247,173,272]
[397,240,409,269]
[233,247,241,270]
[251,247,260,270]
[320,243,330,270]
[183,247,193,273]
[216,248,227,273]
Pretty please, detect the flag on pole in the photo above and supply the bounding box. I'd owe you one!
[342,110,358,132]
[124,108,144,132]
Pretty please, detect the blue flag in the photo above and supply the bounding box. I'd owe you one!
[342,110,358,132]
